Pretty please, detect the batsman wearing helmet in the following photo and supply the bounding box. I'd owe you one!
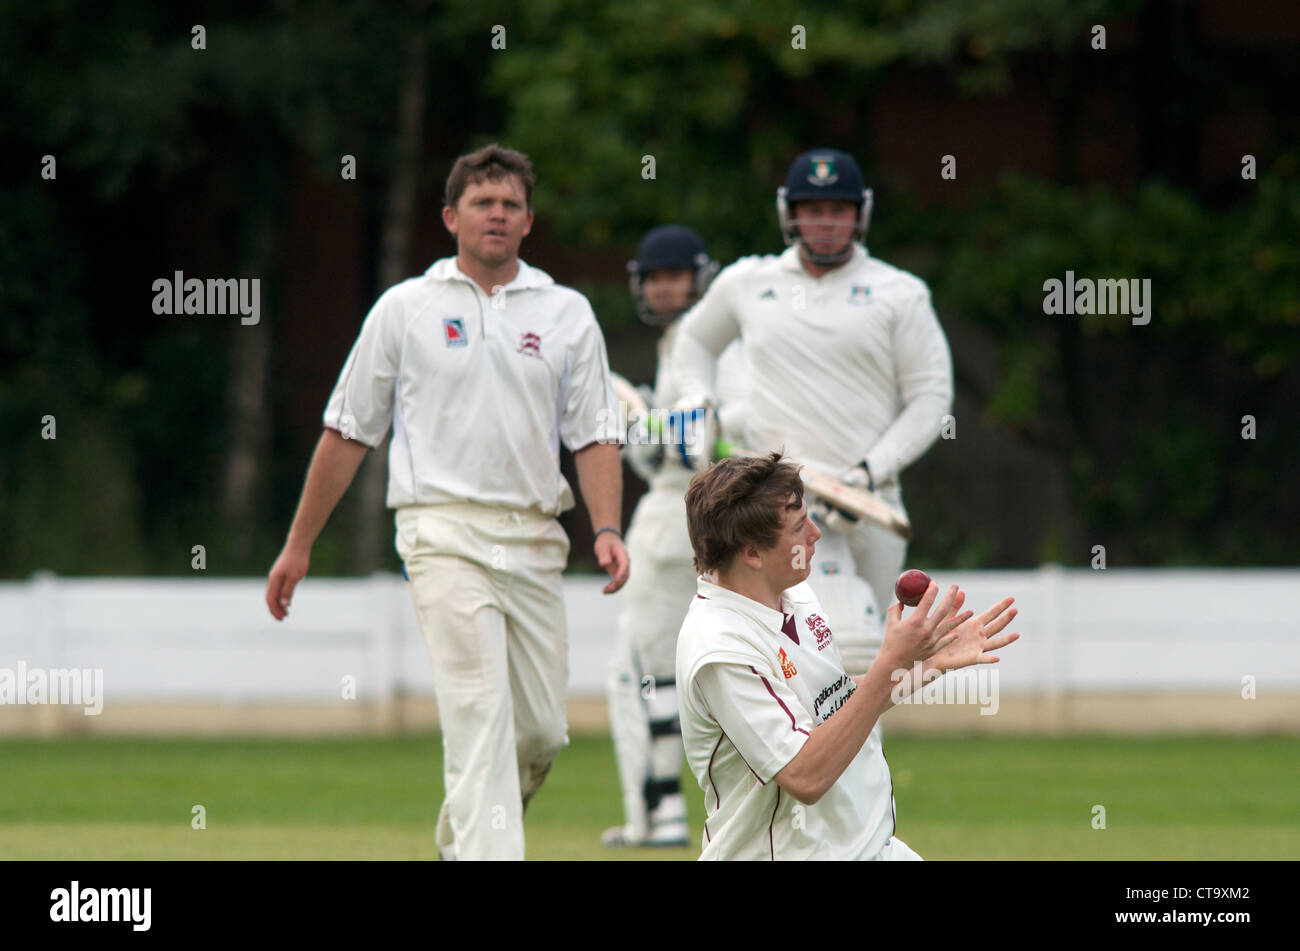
[603,225,746,848]
[670,148,954,677]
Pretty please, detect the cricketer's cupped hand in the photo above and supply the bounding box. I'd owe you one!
[265,546,310,620]
[596,532,630,594]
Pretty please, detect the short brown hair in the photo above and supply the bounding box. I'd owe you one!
[444,144,535,209]
[684,452,805,574]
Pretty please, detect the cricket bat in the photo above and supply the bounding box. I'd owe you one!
[610,376,910,539]
[715,440,913,540]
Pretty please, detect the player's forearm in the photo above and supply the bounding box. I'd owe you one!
[669,327,721,402]
[774,659,901,805]
[863,391,951,483]
[853,652,945,699]
[282,427,370,553]
[572,442,623,531]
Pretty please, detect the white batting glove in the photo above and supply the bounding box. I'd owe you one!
[811,488,861,529]
[716,399,748,445]
[623,438,665,483]
[668,395,718,473]
[622,395,665,482]
[840,461,875,493]
[808,498,855,534]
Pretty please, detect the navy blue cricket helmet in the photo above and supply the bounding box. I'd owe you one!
[627,224,718,326]
[776,148,873,265]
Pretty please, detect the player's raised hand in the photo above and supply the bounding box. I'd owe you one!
[925,588,972,659]
[880,581,963,666]
[927,596,1019,673]
[595,532,630,594]
[265,546,310,620]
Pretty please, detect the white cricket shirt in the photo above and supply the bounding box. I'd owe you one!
[677,576,896,860]
[670,244,953,484]
[322,257,619,514]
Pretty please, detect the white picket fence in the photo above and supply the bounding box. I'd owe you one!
[1,568,1298,709]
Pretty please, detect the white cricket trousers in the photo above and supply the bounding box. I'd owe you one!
[845,482,909,638]
[395,502,571,861]
[804,526,884,677]
[801,484,909,678]
[607,486,696,837]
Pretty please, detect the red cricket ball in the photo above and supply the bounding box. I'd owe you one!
[895,569,932,607]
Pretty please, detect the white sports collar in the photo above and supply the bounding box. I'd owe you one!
[425,255,555,290]
[778,242,868,275]
[695,575,814,634]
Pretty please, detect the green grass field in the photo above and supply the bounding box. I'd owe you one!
[1,733,1296,859]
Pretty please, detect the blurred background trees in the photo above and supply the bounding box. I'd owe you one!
[2,0,1296,576]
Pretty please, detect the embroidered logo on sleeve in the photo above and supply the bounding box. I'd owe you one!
[778,648,797,679]
[807,613,833,651]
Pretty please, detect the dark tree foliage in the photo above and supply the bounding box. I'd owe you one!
[2,0,1295,574]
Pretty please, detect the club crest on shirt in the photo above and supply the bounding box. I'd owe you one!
[443,317,468,347]
[517,331,542,357]
[849,285,871,305]
[806,613,833,651]
[778,647,797,679]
